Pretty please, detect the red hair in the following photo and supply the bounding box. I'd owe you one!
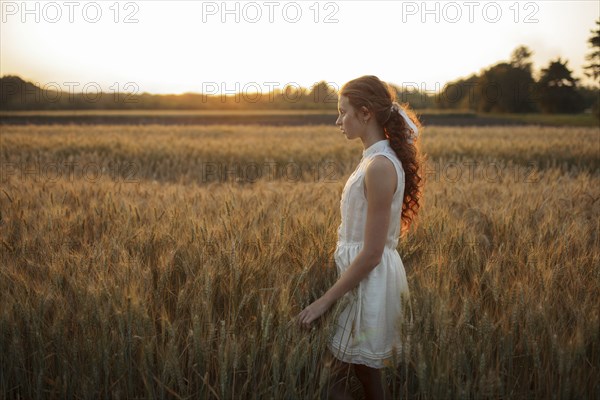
[340,75,425,235]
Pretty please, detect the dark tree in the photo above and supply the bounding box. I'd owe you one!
[535,58,585,114]
[583,19,600,120]
[511,45,534,73]
[436,74,480,110]
[583,19,600,83]
[477,60,537,113]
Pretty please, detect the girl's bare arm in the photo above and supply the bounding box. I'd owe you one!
[297,156,397,327]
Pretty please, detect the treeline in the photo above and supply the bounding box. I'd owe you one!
[436,20,599,116]
[0,77,435,112]
[1,18,599,115]
[1,68,596,114]
[436,46,598,115]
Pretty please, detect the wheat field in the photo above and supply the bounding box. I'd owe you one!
[1,124,599,399]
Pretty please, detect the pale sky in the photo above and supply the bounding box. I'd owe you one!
[1,0,598,95]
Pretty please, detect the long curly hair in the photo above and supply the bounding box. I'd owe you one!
[340,75,425,235]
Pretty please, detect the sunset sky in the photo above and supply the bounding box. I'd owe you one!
[1,0,598,95]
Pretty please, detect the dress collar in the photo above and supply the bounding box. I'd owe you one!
[362,139,389,158]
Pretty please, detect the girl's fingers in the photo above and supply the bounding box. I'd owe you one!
[297,312,312,328]
[297,312,307,325]
[297,307,317,329]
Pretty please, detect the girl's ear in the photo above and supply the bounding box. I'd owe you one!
[361,106,370,118]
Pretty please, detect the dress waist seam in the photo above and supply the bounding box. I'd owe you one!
[336,240,398,250]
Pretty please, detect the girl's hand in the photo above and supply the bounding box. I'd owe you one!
[297,297,331,329]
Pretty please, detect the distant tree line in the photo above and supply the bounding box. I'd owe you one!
[437,20,599,117]
[436,45,598,115]
[1,20,598,116]
[0,77,342,111]
[0,76,433,111]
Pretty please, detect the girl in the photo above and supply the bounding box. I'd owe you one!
[297,75,424,399]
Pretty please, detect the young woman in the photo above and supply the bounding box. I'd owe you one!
[297,75,424,399]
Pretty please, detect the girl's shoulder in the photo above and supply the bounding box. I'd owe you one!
[366,148,401,169]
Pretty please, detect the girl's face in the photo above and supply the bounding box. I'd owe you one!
[336,95,365,140]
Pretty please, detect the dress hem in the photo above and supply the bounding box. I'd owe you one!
[327,340,402,369]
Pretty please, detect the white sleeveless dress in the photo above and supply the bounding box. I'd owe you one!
[327,138,411,369]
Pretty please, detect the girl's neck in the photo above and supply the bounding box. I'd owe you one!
[361,128,387,151]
